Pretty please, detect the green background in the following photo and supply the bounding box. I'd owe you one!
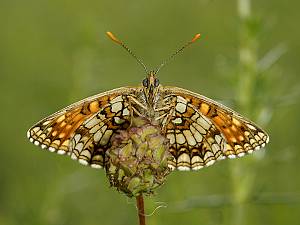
[1,0,299,225]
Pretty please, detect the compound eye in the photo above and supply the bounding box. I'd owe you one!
[142,78,149,87]
[154,78,160,87]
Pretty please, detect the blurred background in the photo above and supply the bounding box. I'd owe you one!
[1,0,299,224]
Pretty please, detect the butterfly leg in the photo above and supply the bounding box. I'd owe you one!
[127,95,147,126]
[161,108,176,134]
[155,96,177,133]
[128,95,148,110]
[154,106,173,112]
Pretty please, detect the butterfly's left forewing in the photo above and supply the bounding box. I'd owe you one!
[27,87,135,167]
[163,87,269,171]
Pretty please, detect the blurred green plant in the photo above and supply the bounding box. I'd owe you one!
[230,0,265,224]
[231,0,286,224]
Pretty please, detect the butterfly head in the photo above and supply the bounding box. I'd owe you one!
[142,71,160,104]
[106,31,201,104]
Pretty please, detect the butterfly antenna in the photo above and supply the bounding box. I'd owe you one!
[155,33,201,74]
[106,31,148,74]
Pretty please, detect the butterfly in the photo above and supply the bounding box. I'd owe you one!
[27,32,269,171]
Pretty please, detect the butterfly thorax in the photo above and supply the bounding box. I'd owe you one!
[141,71,160,105]
[130,72,166,122]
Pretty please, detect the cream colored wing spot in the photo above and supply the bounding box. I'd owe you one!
[85,116,101,129]
[100,130,113,146]
[94,128,105,142]
[172,117,183,124]
[183,130,196,146]
[90,122,105,134]
[177,96,188,104]
[110,95,123,104]
[211,143,220,154]
[246,123,257,130]
[122,108,130,116]
[57,149,67,155]
[215,134,222,144]
[196,116,211,130]
[111,103,122,113]
[190,125,203,142]
[166,133,175,145]
[91,154,105,167]
[177,153,191,171]
[91,164,102,169]
[114,117,125,124]
[167,160,176,171]
[191,155,204,170]
[176,133,186,145]
[192,122,207,135]
[111,101,123,113]
[175,102,187,113]
[49,147,56,152]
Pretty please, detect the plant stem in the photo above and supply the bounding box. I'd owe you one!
[231,0,259,225]
[237,0,257,115]
[136,194,146,225]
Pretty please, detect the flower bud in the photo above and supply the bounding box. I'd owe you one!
[105,117,172,197]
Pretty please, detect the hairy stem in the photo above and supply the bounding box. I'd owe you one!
[136,194,146,225]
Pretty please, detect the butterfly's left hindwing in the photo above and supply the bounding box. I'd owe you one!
[27,87,134,167]
[163,87,269,171]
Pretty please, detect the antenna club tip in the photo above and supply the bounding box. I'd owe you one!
[191,33,201,43]
[106,31,122,44]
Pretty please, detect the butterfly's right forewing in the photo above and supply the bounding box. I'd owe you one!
[27,87,135,166]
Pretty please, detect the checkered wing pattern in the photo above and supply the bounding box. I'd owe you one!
[27,88,133,168]
[164,87,269,171]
